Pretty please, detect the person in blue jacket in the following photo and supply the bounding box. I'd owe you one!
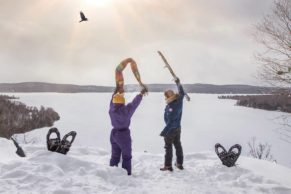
[160,78,185,171]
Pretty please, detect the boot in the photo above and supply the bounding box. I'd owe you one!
[160,166,173,172]
[175,163,184,170]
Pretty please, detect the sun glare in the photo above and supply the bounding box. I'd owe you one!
[85,0,112,7]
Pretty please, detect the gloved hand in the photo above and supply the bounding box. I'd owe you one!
[140,84,148,95]
[160,130,166,137]
[175,77,180,84]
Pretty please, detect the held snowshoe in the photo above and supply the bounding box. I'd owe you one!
[56,131,77,155]
[215,143,242,167]
[47,128,61,152]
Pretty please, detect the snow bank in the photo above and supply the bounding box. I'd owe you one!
[0,138,21,163]
[0,139,290,194]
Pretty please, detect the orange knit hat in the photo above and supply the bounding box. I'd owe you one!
[112,93,125,104]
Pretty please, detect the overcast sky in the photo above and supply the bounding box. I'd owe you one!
[0,0,275,86]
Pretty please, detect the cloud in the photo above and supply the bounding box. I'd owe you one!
[0,0,274,85]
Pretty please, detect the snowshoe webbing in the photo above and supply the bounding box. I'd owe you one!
[215,143,241,167]
[47,128,61,152]
[56,131,77,155]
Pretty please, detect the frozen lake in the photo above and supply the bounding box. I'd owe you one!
[5,93,291,168]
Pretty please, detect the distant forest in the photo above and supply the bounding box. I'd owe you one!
[0,95,60,138]
[219,94,291,113]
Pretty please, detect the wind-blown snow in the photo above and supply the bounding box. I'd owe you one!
[0,138,291,194]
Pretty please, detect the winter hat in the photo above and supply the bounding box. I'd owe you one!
[113,93,125,104]
[164,90,179,104]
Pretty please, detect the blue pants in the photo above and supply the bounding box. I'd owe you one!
[110,129,132,175]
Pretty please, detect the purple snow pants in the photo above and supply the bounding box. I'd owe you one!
[110,129,132,175]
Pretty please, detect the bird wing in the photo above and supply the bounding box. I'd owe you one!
[80,12,86,20]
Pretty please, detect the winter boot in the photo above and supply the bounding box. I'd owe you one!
[175,163,184,170]
[160,166,173,172]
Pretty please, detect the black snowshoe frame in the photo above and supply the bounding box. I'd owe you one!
[215,143,242,167]
[47,128,77,155]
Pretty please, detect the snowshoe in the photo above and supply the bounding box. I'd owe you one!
[215,143,242,167]
[47,128,61,152]
[56,131,77,155]
[11,137,26,157]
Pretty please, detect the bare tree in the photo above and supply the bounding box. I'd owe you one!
[255,0,291,85]
[248,137,275,162]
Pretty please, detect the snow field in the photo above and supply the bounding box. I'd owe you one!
[0,139,291,194]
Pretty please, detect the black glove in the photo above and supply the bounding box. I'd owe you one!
[140,84,148,95]
[160,130,166,137]
[175,77,180,84]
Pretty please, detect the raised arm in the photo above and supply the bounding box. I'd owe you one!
[175,78,185,96]
[126,94,143,117]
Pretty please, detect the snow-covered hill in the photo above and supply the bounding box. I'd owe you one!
[0,139,291,194]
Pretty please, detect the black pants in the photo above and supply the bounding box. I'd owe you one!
[164,128,183,167]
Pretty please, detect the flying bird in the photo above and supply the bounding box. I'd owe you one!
[79,11,88,22]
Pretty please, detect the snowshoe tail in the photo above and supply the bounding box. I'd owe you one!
[11,137,26,157]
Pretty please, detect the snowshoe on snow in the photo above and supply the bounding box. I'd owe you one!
[11,137,26,157]
[56,131,77,155]
[215,143,241,167]
[47,128,61,152]
[47,128,77,155]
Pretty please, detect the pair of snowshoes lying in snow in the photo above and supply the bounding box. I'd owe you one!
[47,128,77,155]
[215,143,242,167]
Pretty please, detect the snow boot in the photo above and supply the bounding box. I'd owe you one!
[175,163,184,170]
[160,166,173,172]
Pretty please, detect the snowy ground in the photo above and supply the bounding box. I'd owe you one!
[0,139,291,194]
[1,92,291,193]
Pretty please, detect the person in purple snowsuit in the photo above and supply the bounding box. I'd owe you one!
[109,86,147,175]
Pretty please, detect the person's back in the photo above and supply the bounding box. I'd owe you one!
[109,91,145,175]
[109,94,142,130]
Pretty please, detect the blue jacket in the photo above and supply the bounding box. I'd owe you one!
[160,83,185,136]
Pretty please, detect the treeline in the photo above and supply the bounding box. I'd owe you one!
[218,94,291,113]
[0,95,60,138]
